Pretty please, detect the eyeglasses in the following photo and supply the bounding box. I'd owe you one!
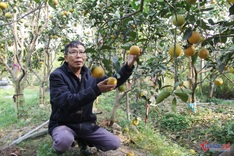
[68,51,86,56]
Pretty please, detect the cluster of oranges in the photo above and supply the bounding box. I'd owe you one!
[169,0,234,87]
[169,29,209,60]
[169,0,209,60]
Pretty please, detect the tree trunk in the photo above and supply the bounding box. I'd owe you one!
[199,59,204,96]
[39,81,46,104]
[188,57,193,102]
[110,90,120,126]
[13,80,25,118]
[126,92,130,120]
[208,74,215,98]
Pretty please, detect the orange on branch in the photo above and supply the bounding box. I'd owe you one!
[198,48,209,59]
[214,78,223,86]
[188,31,201,44]
[52,0,59,6]
[0,2,7,10]
[168,44,183,57]
[118,85,126,92]
[172,14,185,27]
[224,66,228,71]
[230,67,234,74]
[5,12,12,19]
[184,45,196,56]
[91,66,105,78]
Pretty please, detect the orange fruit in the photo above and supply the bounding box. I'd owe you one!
[198,48,209,59]
[0,2,7,10]
[62,11,69,16]
[168,44,183,57]
[107,77,117,85]
[69,8,74,13]
[52,0,59,5]
[228,0,234,4]
[111,35,116,39]
[188,31,201,44]
[118,85,126,92]
[230,67,234,74]
[184,45,196,56]
[172,14,185,27]
[224,66,228,71]
[126,151,135,156]
[186,0,197,4]
[5,12,12,19]
[190,149,196,155]
[91,66,105,78]
[131,119,139,126]
[129,45,140,55]
[214,78,223,86]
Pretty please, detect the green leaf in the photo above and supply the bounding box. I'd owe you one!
[229,5,234,16]
[208,19,215,25]
[174,92,188,102]
[85,48,98,53]
[160,85,173,90]
[156,91,170,104]
[192,52,198,65]
[112,56,121,73]
[129,31,137,39]
[100,45,113,50]
[48,0,56,9]
[103,59,112,76]
[121,43,131,50]
[180,88,193,94]
[34,0,41,3]
[183,28,192,40]
[172,97,177,112]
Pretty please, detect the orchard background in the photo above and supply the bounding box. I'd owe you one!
[0,0,234,156]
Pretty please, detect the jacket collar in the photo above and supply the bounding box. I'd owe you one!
[62,62,89,75]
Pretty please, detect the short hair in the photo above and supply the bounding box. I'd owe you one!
[64,40,85,55]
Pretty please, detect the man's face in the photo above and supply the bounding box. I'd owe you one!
[64,45,86,70]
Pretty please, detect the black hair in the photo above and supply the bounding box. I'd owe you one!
[64,40,85,55]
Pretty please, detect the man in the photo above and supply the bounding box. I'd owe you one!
[48,40,141,155]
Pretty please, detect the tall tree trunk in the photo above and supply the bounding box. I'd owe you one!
[188,57,193,102]
[110,90,120,126]
[13,80,25,118]
[208,74,215,98]
[39,81,46,104]
[199,59,204,96]
[126,92,130,120]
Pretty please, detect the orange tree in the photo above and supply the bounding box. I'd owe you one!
[69,0,234,120]
[0,0,80,117]
[1,0,233,118]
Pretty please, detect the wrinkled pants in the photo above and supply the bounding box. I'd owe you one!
[51,125,121,153]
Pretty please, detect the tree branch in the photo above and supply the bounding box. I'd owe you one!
[0,3,44,27]
[120,0,144,20]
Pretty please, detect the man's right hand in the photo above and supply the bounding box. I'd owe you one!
[97,79,116,93]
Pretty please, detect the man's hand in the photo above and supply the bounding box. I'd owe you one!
[97,79,116,93]
[127,50,142,67]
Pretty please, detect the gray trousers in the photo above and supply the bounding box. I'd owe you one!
[51,125,121,153]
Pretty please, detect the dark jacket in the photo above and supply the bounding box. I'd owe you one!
[48,62,134,135]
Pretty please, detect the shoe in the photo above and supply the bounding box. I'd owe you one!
[80,148,92,156]
[78,142,92,156]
